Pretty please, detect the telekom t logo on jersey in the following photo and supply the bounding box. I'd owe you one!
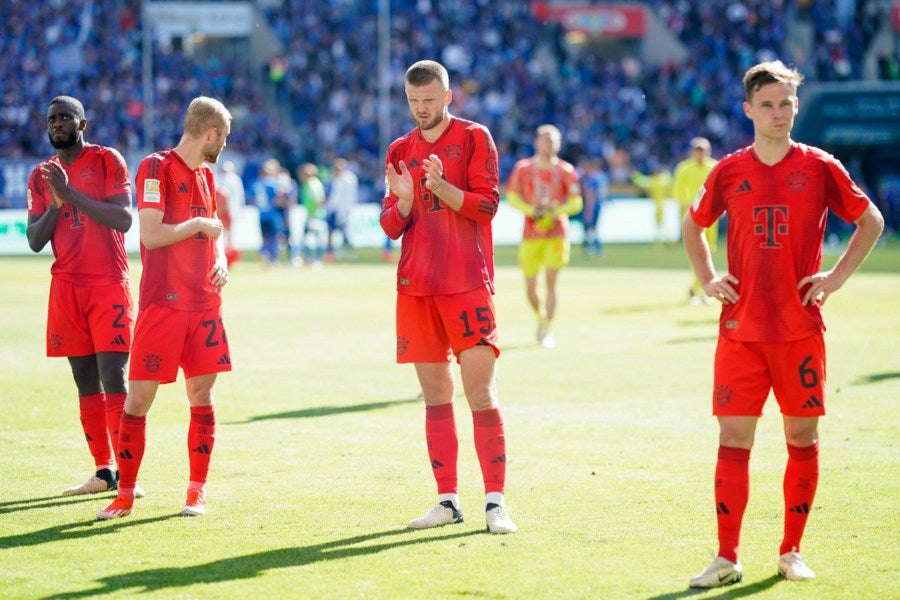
[753,206,789,248]
[191,205,209,239]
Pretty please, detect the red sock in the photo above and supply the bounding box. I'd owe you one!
[116,412,147,493]
[780,441,820,555]
[715,446,751,563]
[78,393,112,469]
[105,393,126,456]
[472,408,506,494]
[425,403,458,494]
[188,405,216,484]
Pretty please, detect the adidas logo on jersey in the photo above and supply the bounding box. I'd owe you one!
[406,158,420,168]
[110,334,126,346]
[178,182,189,194]
[735,179,752,193]
[217,354,231,366]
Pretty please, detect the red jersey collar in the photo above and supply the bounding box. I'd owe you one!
[415,116,456,144]
[748,140,798,166]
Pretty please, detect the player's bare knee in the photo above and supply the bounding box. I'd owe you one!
[465,393,498,412]
[124,395,154,416]
[185,377,216,406]
[784,417,818,447]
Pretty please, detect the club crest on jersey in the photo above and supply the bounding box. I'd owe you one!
[397,336,409,356]
[79,166,96,181]
[715,384,733,407]
[443,144,462,161]
[786,170,809,191]
[486,155,498,176]
[143,353,162,373]
[143,179,161,203]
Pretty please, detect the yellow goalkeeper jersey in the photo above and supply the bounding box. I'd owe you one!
[672,156,717,211]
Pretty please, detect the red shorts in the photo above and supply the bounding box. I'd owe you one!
[713,333,826,417]
[129,304,231,383]
[46,278,133,357]
[396,288,500,363]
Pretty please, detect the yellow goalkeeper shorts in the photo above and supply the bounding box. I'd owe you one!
[518,237,570,277]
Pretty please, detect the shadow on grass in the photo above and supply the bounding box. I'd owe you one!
[45,528,483,598]
[644,575,782,599]
[853,371,900,385]
[0,493,114,516]
[234,397,420,424]
[0,514,179,549]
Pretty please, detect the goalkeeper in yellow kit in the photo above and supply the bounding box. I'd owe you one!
[672,137,718,303]
[506,125,583,348]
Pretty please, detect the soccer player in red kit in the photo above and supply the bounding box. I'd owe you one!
[97,97,233,520]
[26,96,141,497]
[381,60,516,534]
[684,61,884,587]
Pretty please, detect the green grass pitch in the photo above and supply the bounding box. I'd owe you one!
[0,240,897,599]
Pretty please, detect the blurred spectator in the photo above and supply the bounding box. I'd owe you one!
[579,157,610,257]
[324,157,359,261]
[215,160,246,267]
[253,158,282,266]
[275,166,300,265]
[297,163,326,267]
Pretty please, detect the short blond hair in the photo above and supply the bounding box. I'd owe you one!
[183,96,232,138]
[536,124,561,142]
[535,124,562,154]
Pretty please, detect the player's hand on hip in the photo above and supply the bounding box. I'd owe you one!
[798,270,841,306]
[705,273,740,304]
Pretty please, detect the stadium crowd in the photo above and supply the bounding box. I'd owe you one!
[1,0,896,225]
